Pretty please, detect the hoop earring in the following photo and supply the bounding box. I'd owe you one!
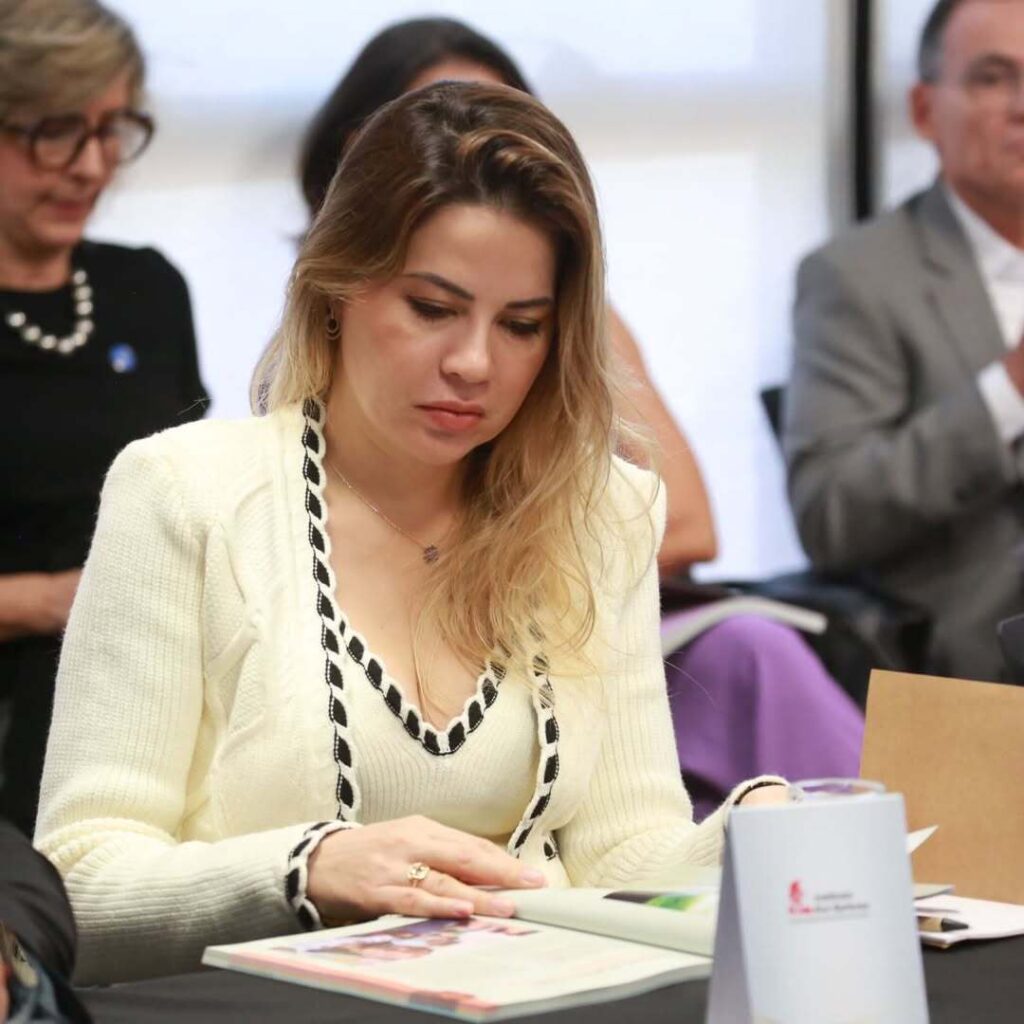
[325,308,341,342]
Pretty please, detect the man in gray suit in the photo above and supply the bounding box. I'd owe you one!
[784,0,1024,682]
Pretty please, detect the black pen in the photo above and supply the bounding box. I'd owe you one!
[917,915,969,934]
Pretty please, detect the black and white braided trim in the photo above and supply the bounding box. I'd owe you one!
[285,820,357,930]
[302,398,360,820]
[346,631,503,756]
[300,399,562,861]
[301,399,504,758]
[506,673,561,858]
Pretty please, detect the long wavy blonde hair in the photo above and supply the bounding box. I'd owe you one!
[253,82,642,682]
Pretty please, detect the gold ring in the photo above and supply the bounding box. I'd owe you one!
[406,862,430,887]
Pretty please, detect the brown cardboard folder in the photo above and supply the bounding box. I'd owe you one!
[860,669,1024,904]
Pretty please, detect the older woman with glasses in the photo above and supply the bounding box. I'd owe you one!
[0,0,208,835]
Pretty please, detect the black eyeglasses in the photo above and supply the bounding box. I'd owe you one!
[0,108,154,171]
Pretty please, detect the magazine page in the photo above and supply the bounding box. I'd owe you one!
[499,885,719,956]
[203,915,710,1022]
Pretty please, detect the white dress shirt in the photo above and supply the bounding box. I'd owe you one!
[947,187,1024,444]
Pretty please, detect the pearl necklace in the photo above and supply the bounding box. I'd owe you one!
[3,267,94,355]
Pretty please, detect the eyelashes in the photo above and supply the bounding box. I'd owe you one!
[405,296,544,338]
[407,297,452,322]
[503,319,544,338]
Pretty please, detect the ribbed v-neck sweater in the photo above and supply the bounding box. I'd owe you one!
[36,401,775,983]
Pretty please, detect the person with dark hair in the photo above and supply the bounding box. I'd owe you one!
[0,0,209,837]
[36,80,789,984]
[917,0,968,83]
[300,17,863,819]
[300,18,532,218]
[785,0,1024,682]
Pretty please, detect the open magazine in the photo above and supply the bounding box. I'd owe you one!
[203,884,717,1021]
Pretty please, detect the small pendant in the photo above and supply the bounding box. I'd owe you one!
[423,545,440,564]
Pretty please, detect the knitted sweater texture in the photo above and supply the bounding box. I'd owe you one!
[36,402,767,983]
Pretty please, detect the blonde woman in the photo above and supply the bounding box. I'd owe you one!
[0,0,207,835]
[36,82,786,984]
[301,18,865,820]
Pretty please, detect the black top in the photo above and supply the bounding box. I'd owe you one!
[0,240,208,835]
[0,240,208,573]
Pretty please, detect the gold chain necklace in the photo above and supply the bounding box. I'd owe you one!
[327,458,440,564]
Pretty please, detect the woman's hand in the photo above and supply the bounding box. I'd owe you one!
[737,783,791,808]
[306,816,546,923]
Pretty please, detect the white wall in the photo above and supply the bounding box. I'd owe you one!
[878,0,942,207]
[91,1,833,578]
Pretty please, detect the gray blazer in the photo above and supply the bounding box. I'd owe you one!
[784,181,1024,682]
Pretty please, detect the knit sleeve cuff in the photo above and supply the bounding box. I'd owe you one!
[284,821,359,931]
[676,775,786,865]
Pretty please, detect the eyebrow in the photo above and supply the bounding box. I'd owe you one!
[965,53,1020,73]
[402,272,553,310]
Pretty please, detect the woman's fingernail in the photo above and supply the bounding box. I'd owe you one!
[449,900,474,917]
[520,869,546,886]
[490,898,516,917]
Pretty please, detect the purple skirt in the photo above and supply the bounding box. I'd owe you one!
[662,612,864,820]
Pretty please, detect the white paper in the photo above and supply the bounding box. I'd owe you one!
[916,894,1024,947]
[907,825,937,854]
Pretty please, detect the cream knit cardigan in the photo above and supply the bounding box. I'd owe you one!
[36,401,771,983]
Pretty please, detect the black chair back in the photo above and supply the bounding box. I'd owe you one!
[998,614,1024,684]
[760,385,785,444]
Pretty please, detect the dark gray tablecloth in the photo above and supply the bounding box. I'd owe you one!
[78,937,1024,1023]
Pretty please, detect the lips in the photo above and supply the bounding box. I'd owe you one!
[418,402,485,434]
[46,196,95,219]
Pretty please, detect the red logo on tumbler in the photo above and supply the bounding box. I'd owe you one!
[789,880,812,915]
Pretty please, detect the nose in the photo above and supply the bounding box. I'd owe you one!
[441,319,491,385]
[1011,84,1024,118]
[1007,72,1024,117]
[67,134,108,182]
